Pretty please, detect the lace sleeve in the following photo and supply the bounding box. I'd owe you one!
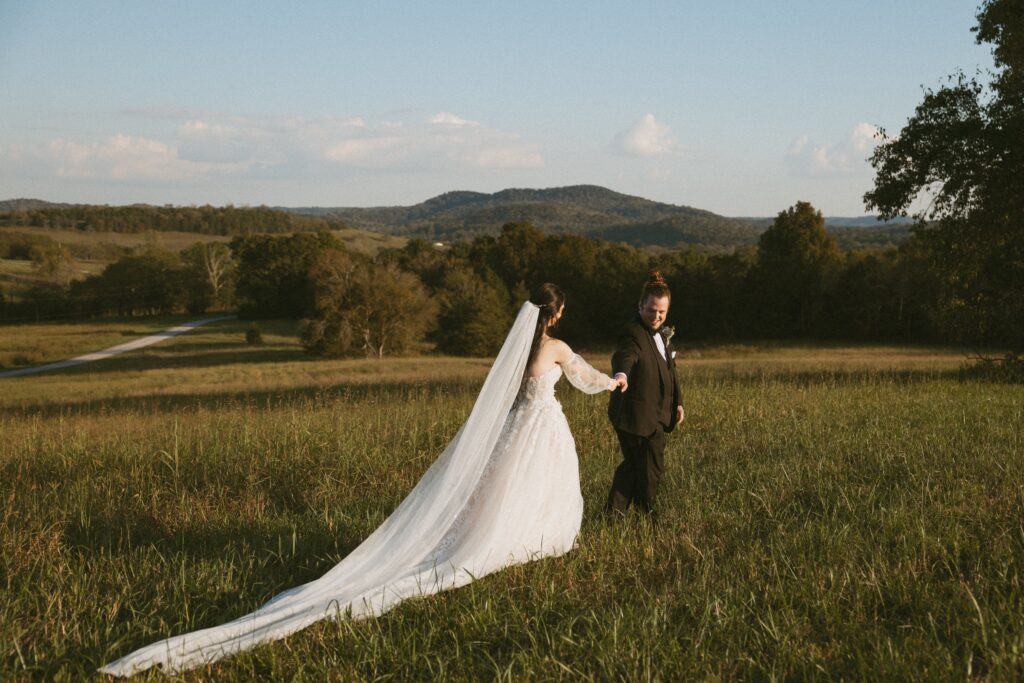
[562,353,617,393]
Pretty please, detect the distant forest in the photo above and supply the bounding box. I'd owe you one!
[0,204,348,236]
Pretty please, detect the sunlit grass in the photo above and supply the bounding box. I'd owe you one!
[0,226,232,253]
[0,316,259,371]
[1,326,1022,679]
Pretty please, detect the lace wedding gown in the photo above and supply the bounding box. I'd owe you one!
[100,303,615,676]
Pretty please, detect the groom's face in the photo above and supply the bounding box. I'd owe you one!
[639,295,670,330]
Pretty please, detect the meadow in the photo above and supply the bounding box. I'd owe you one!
[1,318,1022,680]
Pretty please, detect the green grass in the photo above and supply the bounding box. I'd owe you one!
[0,316,262,371]
[0,257,106,297]
[328,228,408,255]
[1,322,1022,680]
[0,227,232,254]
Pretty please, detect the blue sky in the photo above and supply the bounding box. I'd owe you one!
[0,1,994,215]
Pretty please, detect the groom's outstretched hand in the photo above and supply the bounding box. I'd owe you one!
[613,372,628,392]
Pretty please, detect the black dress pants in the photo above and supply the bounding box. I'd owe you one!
[606,428,666,514]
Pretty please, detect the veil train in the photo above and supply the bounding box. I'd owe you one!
[99,302,540,676]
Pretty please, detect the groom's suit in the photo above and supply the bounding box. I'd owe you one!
[606,314,681,513]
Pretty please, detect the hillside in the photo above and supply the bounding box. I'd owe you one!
[282,186,915,250]
[2,190,914,251]
[281,185,760,249]
[0,199,80,212]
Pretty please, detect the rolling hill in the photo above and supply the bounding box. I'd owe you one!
[280,185,763,249]
[282,185,912,250]
[2,188,914,251]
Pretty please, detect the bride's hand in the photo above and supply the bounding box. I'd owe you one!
[614,374,628,392]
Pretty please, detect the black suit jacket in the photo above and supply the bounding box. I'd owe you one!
[607,315,682,436]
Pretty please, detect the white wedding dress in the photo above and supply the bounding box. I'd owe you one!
[100,302,615,676]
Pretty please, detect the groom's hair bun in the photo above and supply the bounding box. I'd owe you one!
[640,271,671,303]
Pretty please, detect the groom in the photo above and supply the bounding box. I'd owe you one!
[606,272,684,516]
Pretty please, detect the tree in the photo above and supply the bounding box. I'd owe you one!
[433,267,511,356]
[865,0,1023,350]
[79,249,187,316]
[488,222,545,291]
[748,201,842,337]
[29,242,74,286]
[231,231,343,318]
[181,241,236,313]
[299,249,361,357]
[301,251,436,358]
[380,238,452,290]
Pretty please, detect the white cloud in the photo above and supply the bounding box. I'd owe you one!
[613,114,678,157]
[787,122,881,175]
[179,119,236,138]
[324,136,404,162]
[311,113,542,169]
[48,134,248,181]
[21,110,545,184]
[429,112,480,127]
[850,122,881,154]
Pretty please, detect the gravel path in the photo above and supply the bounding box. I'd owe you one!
[0,315,236,379]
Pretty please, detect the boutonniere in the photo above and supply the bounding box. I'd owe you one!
[660,325,675,344]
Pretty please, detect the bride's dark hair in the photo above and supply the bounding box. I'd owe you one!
[526,283,565,372]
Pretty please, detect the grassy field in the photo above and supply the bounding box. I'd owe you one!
[1,320,1022,680]
[0,316,245,371]
[0,227,232,254]
[0,257,107,300]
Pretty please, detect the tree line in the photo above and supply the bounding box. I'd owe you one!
[4,199,1009,355]
[297,208,956,356]
[0,204,346,235]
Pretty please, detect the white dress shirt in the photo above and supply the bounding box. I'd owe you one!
[653,330,667,360]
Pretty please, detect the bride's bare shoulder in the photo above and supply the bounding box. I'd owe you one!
[544,338,574,363]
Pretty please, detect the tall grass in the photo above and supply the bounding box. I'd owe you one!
[1,329,1022,680]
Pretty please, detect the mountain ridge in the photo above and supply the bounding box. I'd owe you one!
[2,186,913,250]
[277,184,759,247]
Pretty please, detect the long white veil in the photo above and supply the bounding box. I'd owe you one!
[100,302,540,676]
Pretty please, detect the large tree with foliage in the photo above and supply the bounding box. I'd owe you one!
[230,231,343,318]
[433,266,511,356]
[748,201,843,337]
[301,250,436,358]
[865,0,1023,350]
[74,249,187,316]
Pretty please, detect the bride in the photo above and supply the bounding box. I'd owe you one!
[100,283,625,676]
